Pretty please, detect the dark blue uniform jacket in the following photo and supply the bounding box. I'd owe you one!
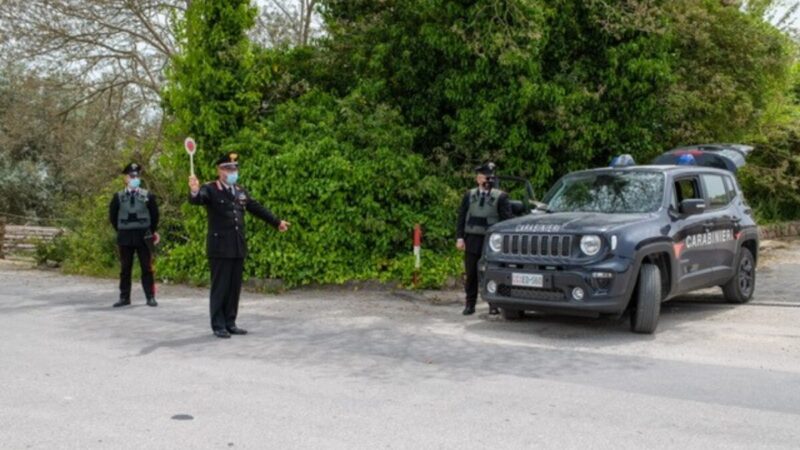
[189,181,280,259]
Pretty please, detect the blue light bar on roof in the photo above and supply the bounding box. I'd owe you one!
[610,154,636,167]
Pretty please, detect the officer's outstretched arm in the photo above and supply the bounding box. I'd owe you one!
[245,197,281,228]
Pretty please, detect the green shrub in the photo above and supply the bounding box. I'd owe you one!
[61,187,120,277]
[157,90,461,287]
[34,233,69,267]
[740,121,800,224]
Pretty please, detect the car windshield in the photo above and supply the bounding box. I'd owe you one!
[544,171,665,214]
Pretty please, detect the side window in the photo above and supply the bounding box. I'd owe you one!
[722,175,736,202]
[702,174,730,209]
[673,177,701,205]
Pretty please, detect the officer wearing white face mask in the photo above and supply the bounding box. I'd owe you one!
[456,162,513,315]
[188,152,290,339]
[109,163,160,307]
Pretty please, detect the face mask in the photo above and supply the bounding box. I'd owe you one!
[225,172,239,185]
[128,178,141,189]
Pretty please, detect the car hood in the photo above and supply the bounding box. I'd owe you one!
[491,211,655,234]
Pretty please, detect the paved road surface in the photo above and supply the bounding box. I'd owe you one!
[1,241,799,449]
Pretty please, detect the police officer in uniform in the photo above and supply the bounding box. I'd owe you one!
[188,153,290,338]
[456,162,512,315]
[109,163,160,307]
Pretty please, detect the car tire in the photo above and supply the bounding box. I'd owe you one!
[501,308,524,321]
[630,264,661,334]
[722,247,756,304]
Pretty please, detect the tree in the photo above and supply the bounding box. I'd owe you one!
[320,0,673,186]
[0,67,154,221]
[163,0,260,161]
[663,0,795,146]
[0,0,184,119]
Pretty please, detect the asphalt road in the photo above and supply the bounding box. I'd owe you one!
[1,241,800,449]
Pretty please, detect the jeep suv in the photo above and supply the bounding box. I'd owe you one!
[479,146,758,333]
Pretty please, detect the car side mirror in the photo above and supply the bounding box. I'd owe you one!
[679,199,706,216]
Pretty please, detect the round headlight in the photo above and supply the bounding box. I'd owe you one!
[489,233,503,253]
[580,235,602,256]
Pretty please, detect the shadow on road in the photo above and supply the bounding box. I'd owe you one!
[462,291,736,343]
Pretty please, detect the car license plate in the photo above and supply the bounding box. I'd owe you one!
[511,273,544,288]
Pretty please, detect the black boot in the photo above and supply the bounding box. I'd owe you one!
[213,329,231,339]
[462,303,476,315]
[146,297,158,307]
[113,298,130,308]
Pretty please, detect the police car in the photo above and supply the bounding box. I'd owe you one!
[479,144,758,333]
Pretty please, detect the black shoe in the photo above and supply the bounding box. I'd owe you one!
[227,326,248,335]
[489,306,499,315]
[213,329,231,339]
[462,304,476,315]
[113,298,130,308]
[146,298,158,307]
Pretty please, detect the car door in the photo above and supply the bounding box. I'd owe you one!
[699,173,738,278]
[669,175,718,293]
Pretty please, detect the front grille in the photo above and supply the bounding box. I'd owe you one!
[498,285,565,302]
[502,234,573,257]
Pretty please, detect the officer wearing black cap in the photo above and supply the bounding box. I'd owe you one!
[188,152,290,338]
[109,163,160,307]
[456,162,512,315]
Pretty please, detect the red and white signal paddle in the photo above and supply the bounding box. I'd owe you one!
[184,137,197,176]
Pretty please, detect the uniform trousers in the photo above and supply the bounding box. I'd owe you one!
[209,257,244,331]
[464,251,482,306]
[118,244,155,300]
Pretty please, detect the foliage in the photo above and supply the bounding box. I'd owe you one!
[34,233,69,267]
[163,0,260,158]
[739,120,800,223]
[60,185,120,277]
[59,0,800,289]
[159,89,460,287]
[321,0,797,187]
[662,0,795,147]
[321,0,675,187]
[0,154,60,219]
[0,67,159,222]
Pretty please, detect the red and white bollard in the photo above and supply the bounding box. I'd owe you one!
[413,224,422,288]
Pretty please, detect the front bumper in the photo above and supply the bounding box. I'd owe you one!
[479,256,636,316]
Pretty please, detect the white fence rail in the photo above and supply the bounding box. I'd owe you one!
[1,224,65,259]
